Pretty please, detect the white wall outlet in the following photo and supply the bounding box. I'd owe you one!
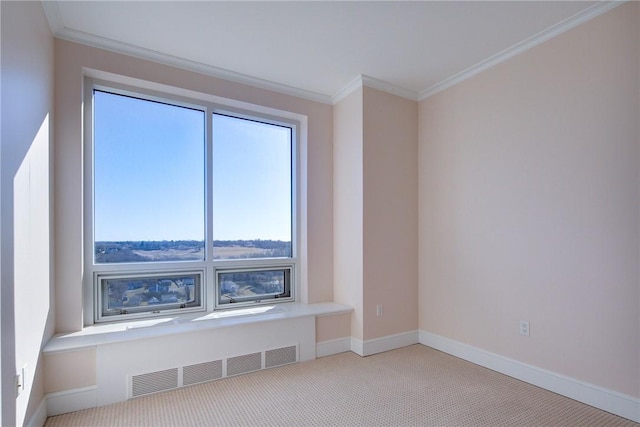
[376,304,383,316]
[15,364,28,397]
[519,320,530,336]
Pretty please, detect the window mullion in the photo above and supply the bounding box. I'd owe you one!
[206,104,215,312]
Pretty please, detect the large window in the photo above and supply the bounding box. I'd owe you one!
[87,80,297,323]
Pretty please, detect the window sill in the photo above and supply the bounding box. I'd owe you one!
[43,302,353,353]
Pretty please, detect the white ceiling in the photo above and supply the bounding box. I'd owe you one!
[43,1,617,103]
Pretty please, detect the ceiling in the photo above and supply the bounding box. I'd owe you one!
[43,1,616,104]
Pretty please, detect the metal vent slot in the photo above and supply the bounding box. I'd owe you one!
[183,360,222,386]
[131,368,178,397]
[227,352,261,376]
[265,345,297,368]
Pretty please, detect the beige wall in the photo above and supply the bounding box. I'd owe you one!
[419,2,639,397]
[54,40,334,332]
[1,1,55,425]
[362,87,418,340]
[334,86,418,341]
[316,313,351,343]
[44,349,96,394]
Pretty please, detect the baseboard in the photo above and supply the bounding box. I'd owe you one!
[419,330,640,423]
[352,330,419,357]
[316,337,351,357]
[46,386,97,416]
[25,397,48,427]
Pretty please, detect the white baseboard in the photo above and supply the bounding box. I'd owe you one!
[419,330,640,423]
[25,397,48,427]
[46,386,97,416]
[352,330,419,357]
[316,337,351,357]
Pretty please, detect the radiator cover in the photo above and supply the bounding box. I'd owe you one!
[130,345,297,397]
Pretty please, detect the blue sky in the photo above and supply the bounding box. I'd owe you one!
[94,91,292,242]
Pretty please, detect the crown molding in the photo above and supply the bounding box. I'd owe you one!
[42,0,623,106]
[41,0,63,35]
[419,1,626,101]
[40,1,333,105]
[332,75,365,104]
[361,75,419,102]
[332,75,419,104]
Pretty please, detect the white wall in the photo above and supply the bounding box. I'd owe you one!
[333,88,364,339]
[0,1,55,425]
[419,2,639,398]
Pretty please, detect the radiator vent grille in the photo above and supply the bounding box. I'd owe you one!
[265,345,297,368]
[183,360,222,386]
[131,368,178,397]
[227,352,261,376]
[129,345,297,398]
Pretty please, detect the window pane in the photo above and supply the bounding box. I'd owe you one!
[102,273,199,315]
[94,91,205,263]
[212,114,292,259]
[218,269,290,305]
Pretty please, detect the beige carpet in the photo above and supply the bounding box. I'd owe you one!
[45,345,637,426]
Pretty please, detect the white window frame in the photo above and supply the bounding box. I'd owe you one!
[83,76,305,325]
[96,269,205,323]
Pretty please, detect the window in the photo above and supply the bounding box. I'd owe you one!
[86,80,299,323]
[217,267,291,306]
[98,271,203,318]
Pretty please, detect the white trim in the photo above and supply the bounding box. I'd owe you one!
[46,386,97,416]
[25,397,47,427]
[40,2,332,105]
[332,75,364,104]
[45,302,352,353]
[361,75,418,102]
[419,1,625,100]
[351,330,419,357]
[333,75,419,105]
[350,337,364,356]
[40,0,63,35]
[419,330,640,423]
[42,1,623,106]
[316,337,351,358]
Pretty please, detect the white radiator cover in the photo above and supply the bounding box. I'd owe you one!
[96,316,315,406]
[129,345,297,398]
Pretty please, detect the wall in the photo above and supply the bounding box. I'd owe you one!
[419,2,639,398]
[0,1,55,425]
[54,40,335,333]
[334,86,418,344]
[333,88,364,339]
[362,87,418,340]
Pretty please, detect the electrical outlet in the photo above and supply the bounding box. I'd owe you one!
[376,304,383,316]
[519,320,530,336]
[15,364,28,396]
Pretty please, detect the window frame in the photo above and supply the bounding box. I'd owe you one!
[96,269,205,323]
[83,77,302,325]
[215,265,294,308]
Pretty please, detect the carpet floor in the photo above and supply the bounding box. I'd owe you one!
[45,344,637,426]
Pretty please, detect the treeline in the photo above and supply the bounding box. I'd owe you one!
[97,240,204,251]
[95,239,291,263]
[213,239,290,250]
[96,239,290,251]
